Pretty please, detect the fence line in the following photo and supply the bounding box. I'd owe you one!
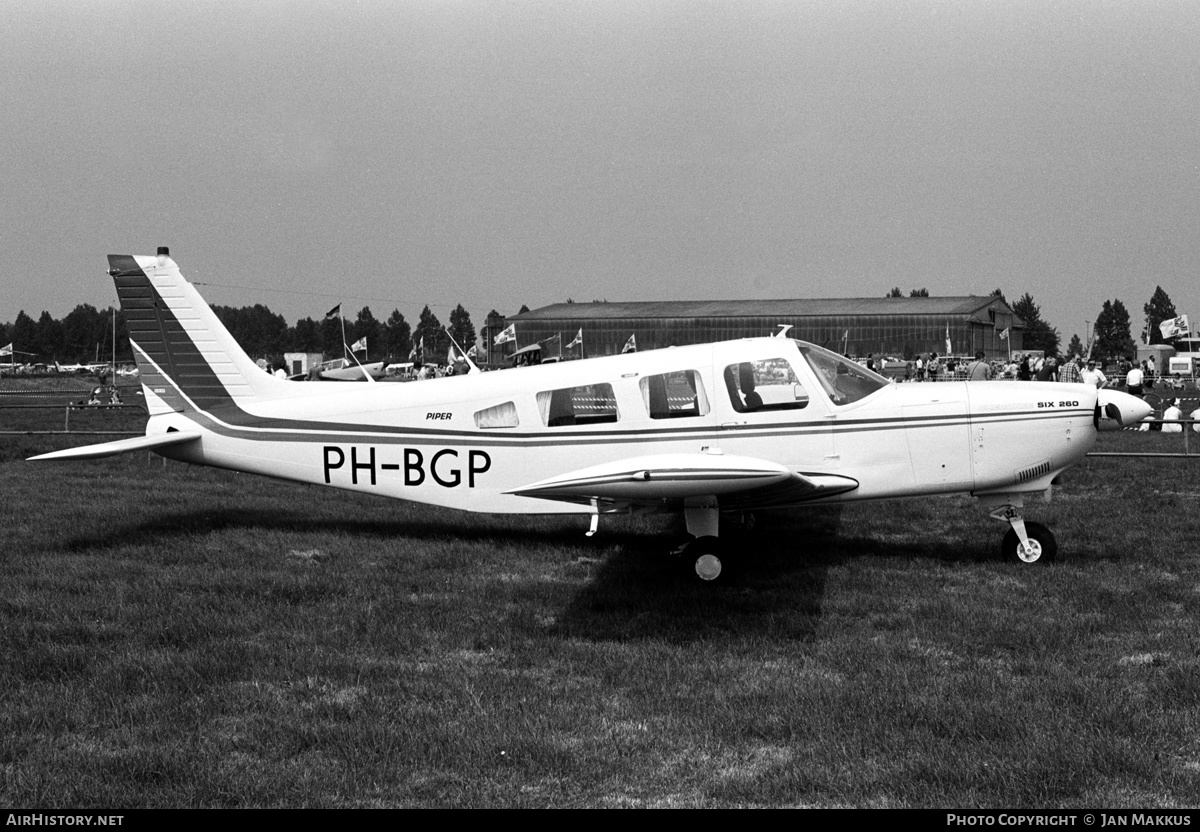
[0,402,146,436]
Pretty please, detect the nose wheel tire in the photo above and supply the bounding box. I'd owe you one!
[1001,521,1057,565]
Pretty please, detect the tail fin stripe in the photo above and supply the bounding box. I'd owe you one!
[111,257,240,413]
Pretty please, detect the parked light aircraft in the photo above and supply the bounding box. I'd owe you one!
[31,250,1153,581]
[315,357,388,382]
[54,361,110,375]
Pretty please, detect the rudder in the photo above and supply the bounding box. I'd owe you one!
[109,251,284,416]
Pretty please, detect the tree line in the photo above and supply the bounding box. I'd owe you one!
[891,285,1184,362]
[0,285,1186,366]
[0,301,501,367]
[1002,285,1183,362]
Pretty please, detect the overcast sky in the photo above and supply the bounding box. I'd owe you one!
[3,0,1198,345]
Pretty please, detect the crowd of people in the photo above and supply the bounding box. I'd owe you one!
[868,350,1192,392]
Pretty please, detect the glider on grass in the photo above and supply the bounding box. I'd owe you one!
[32,249,1151,581]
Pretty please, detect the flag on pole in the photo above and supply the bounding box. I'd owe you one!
[0,343,11,356]
[448,345,457,364]
[408,341,417,360]
[325,304,341,320]
[350,337,366,352]
[566,328,583,348]
[467,344,478,358]
[1159,315,1191,339]
[493,324,516,345]
[622,334,637,354]
[945,323,952,355]
[998,327,1010,341]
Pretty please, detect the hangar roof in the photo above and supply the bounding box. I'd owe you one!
[513,296,1020,325]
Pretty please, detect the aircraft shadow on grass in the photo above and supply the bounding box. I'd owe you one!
[555,504,997,643]
[54,501,994,644]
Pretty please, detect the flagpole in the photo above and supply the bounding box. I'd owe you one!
[344,343,376,382]
[443,327,480,374]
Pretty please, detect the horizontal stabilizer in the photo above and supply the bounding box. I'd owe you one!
[28,431,202,461]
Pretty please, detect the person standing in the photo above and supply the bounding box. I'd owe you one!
[1058,356,1082,384]
[1081,360,1108,388]
[1035,357,1058,381]
[966,350,992,381]
[1125,362,1145,397]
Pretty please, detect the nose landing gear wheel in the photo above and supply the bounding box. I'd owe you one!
[1001,521,1057,564]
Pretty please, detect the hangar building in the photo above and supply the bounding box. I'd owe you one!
[496,296,1024,363]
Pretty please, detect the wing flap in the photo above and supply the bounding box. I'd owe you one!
[28,431,202,461]
[506,453,858,508]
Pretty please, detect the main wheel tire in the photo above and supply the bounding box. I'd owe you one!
[681,536,729,582]
[1001,521,1057,565]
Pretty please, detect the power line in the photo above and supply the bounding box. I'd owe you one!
[190,281,504,315]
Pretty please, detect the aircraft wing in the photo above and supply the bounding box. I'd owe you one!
[27,431,202,461]
[505,452,858,510]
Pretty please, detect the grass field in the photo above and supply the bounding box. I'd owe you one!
[2,393,1199,807]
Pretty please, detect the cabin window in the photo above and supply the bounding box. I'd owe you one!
[794,342,888,405]
[536,383,619,427]
[474,401,519,429]
[723,359,810,413]
[640,370,710,419]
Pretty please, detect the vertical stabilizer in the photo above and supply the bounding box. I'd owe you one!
[109,251,285,416]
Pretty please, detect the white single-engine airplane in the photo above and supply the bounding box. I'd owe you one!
[31,250,1153,581]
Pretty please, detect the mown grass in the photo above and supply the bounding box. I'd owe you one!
[1,407,1198,807]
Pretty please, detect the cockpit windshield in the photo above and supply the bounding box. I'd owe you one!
[792,341,890,406]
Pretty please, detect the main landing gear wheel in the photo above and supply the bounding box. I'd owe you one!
[679,536,729,583]
[1001,521,1057,565]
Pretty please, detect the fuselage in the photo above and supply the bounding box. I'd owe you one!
[147,337,1099,515]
